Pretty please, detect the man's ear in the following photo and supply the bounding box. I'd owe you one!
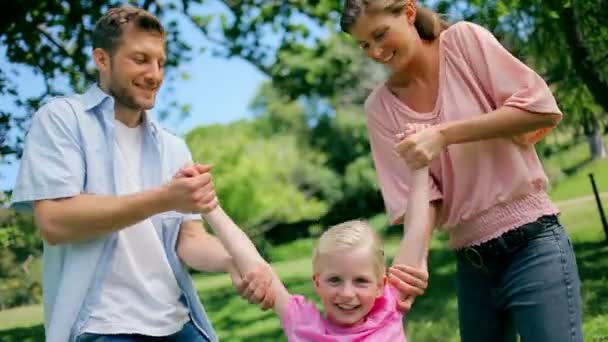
[93,48,111,73]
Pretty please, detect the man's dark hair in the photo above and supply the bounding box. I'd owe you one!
[92,5,165,55]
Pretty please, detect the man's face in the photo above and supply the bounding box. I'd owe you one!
[101,24,166,111]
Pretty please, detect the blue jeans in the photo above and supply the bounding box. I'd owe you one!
[456,216,583,342]
[76,321,207,342]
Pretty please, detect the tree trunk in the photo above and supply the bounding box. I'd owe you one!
[587,130,608,159]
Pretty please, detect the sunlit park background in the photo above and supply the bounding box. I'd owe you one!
[1,0,607,341]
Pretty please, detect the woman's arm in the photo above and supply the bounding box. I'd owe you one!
[395,107,560,169]
[438,106,560,146]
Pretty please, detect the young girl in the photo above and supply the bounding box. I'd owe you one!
[194,164,430,341]
[340,0,583,341]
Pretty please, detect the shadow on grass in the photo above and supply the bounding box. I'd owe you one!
[563,157,594,176]
[573,241,608,318]
[0,324,44,342]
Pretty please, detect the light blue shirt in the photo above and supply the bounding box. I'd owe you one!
[11,84,217,342]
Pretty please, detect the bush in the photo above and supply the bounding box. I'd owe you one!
[0,211,43,309]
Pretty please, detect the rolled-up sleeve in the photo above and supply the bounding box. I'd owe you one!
[451,22,562,144]
[11,99,85,212]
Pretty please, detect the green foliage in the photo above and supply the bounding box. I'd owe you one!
[0,212,42,309]
[186,121,339,236]
[1,0,194,160]
[437,0,608,121]
[574,0,608,87]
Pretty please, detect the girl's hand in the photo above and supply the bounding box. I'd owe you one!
[231,262,276,311]
[395,124,446,169]
[388,264,429,313]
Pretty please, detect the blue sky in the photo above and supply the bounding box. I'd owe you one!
[0,2,269,192]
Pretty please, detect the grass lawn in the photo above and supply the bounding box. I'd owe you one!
[1,152,607,341]
[550,159,608,201]
[1,199,606,341]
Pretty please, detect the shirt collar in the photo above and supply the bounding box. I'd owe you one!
[82,83,160,139]
[82,83,113,111]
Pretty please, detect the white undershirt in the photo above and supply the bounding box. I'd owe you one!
[83,120,189,336]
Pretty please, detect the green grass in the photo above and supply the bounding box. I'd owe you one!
[2,200,606,341]
[542,133,608,173]
[0,305,43,331]
[1,144,608,341]
[550,159,608,201]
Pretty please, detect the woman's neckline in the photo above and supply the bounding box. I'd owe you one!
[381,30,447,120]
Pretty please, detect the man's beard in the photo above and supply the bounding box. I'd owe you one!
[108,69,155,111]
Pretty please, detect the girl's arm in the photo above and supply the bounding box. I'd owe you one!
[391,166,431,268]
[202,207,291,316]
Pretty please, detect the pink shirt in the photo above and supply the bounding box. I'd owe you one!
[365,21,561,248]
[280,285,406,341]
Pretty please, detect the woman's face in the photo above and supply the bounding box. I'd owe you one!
[349,5,419,72]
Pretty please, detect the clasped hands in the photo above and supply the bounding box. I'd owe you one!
[170,163,275,310]
[394,123,446,170]
[169,163,430,313]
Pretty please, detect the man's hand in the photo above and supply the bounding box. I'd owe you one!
[230,262,276,310]
[167,163,218,213]
[388,264,429,313]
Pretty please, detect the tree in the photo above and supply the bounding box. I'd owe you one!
[186,120,341,238]
[434,0,608,158]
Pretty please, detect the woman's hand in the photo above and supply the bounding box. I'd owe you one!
[395,123,447,169]
[388,264,429,313]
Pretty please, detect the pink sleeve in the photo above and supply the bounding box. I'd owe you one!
[365,98,443,224]
[450,21,562,144]
[280,295,320,335]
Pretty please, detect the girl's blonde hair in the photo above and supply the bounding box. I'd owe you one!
[340,0,450,41]
[312,220,386,279]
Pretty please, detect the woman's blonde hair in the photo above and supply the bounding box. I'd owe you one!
[312,219,386,279]
[340,0,450,41]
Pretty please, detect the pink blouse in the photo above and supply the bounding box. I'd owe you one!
[365,21,561,248]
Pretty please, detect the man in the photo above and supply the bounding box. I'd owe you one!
[11,5,273,342]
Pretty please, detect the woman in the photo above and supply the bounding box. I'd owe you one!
[340,0,583,341]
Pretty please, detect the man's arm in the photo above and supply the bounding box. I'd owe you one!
[33,167,215,245]
[176,219,233,273]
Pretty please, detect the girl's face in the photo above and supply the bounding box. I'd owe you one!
[349,4,419,72]
[313,246,386,327]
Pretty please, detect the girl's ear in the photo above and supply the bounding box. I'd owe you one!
[377,274,387,298]
[312,274,321,290]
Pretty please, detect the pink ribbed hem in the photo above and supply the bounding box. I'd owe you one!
[448,192,560,249]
